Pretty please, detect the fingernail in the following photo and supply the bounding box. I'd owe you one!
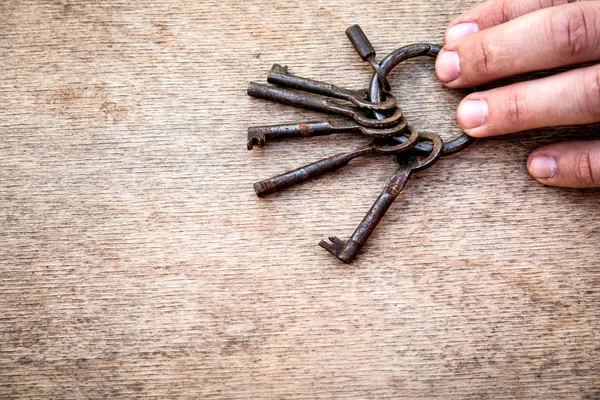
[436,51,460,83]
[457,99,488,130]
[446,22,479,43]
[528,155,558,179]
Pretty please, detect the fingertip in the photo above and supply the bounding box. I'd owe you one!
[456,98,488,137]
[527,153,558,182]
[445,22,479,44]
[525,141,600,188]
[435,50,460,85]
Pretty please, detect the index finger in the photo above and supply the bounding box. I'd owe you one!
[445,0,589,43]
[436,2,600,88]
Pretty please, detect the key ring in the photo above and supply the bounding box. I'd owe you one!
[368,43,476,156]
[398,131,444,172]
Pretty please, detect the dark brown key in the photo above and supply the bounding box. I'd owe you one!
[247,119,408,150]
[319,132,443,264]
[247,82,404,128]
[267,64,397,111]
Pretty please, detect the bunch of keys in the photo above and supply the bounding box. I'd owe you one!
[248,25,475,264]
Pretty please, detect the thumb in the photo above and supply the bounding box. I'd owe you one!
[527,141,600,188]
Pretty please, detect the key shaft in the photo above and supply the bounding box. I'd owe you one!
[320,167,412,263]
[345,25,391,91]
[254,146,374,197]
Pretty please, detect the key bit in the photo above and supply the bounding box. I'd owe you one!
[319,167,412,264]
[319,132,443,264]
[345,25,391,92]
[267,64,397,111]
[247,119,408,150]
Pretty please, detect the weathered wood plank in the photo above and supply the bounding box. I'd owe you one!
[1,0,599,398]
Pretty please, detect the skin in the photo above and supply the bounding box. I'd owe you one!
[435,0,600,188]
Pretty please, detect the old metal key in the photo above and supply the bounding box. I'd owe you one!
[247,82,404,128]
[267,64,397,111]
[247,118,408,150]
[319,132,443,264]
[253,127,420,196]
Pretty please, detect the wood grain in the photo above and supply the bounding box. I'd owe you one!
[1,0,599,398]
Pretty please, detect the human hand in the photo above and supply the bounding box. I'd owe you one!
[435,0,600,188]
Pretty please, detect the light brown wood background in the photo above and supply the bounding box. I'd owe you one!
[1,0,599,398]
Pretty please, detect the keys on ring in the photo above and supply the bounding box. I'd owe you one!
[247,25,475,264]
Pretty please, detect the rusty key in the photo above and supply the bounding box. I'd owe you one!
[319,132,443,264]
[247,118,408,150]
[267,64,397,111]
[247,82,404,128]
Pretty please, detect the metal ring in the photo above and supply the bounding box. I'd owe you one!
[347,102,405,128]
[356,118,408,139]
[405,132,443,172]
[370,61,392,92]
[369,44,475,156]
[373,125,419,154]
[348,91,397,111]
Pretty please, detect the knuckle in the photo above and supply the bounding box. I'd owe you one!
[537,0,581,10]
[581,68,600,118]
[473,39,495,75]
[549,5,596,58]
[572,149,600,186]
[507,89,529,126]
[550,0,582,6]
[492,0,512,24]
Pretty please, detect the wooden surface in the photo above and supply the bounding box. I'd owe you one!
[1,1,599,398]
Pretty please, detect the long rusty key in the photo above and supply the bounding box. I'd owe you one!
[247,82,404,128]
[319,132,443,264]
[247,119,408,150]
[267,64,397,111]
[253,127,420,196]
